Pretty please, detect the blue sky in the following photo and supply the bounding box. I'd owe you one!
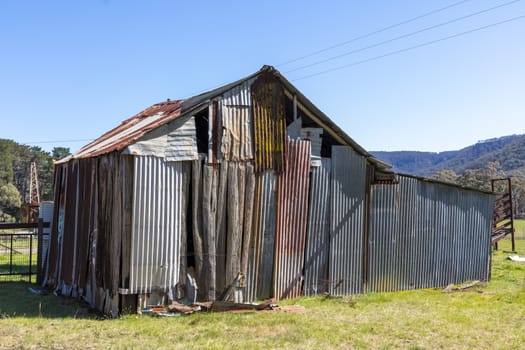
[1,0,524,153]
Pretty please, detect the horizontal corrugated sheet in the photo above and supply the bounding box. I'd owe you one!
[330,146,367,295]
[304,158,331,295]
[220,79,255,161]
[251,71,286,173]
[129,156,190,294]
[274,139,311,299]
[367,175,494,292]
[166,115,199,161]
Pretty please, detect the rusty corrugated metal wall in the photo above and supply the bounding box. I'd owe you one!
[304,158,331,295]
[274,139,311,299]
[129,155,190,294]
[45,68,498,315]
[330,146,367,295]
[367,175,494,292]
[251,71,286,173]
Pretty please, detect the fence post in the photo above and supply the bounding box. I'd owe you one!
[36,218,44,284]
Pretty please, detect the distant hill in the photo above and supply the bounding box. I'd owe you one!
[372,134,525,177]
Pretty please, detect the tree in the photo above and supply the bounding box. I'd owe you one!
[0,183,22,218]
[432,169,458,184]
[52,147,71,161]
[0,139,16,185]
[456,162,506,192]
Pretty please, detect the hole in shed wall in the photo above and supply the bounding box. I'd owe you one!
[194,109,209,155]
[284,96,343,158]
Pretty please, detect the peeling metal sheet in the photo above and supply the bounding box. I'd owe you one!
[274,139,311,299]
[304,158,331,295]
[129,156,190,294]
[123,124,168,158]
[220,80,254,161]
[330,146,367,295]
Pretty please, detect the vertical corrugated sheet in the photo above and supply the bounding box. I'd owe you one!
[166,115,199,161]
[304,158,331,295]
[246,171,277,301]
[129,155,189,294]
[274,139,311,299]
[96,153,122,313]
[220,80,254,161]
[367,175,494,292]
[59,160,78,287]
[75,159,95,292]
[330,146,367,295]
[367,183,399,292]
[251,71,286,173]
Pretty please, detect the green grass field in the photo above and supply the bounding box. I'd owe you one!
[1,238,524,349]
[514,219,525,239]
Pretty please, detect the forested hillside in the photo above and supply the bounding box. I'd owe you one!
[372,134,525,216]
[0,139,69,221]
[372,134,525,176]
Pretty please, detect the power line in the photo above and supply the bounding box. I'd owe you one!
[276,0,473,67]
[291,14,525,82]
[285,0,521,74]
[21,139,94,144]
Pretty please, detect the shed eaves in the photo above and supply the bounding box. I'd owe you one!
[60,65,390,170]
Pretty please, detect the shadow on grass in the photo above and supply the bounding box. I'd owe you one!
[0,281,101,319]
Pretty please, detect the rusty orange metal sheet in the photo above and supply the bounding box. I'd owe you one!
[274,139,311,299]
[251,71,286,174]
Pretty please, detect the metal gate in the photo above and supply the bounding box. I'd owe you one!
[0,220,49,283]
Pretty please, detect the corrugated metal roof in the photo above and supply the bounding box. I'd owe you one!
[61,65,390,171]
[60,101,184,162]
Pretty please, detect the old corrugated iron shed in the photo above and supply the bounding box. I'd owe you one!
[44,65,494,315]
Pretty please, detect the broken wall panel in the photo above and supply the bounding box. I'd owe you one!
[304,158,331,295]
[274,139,311,299]
[129,155,190,294]
[330,146,367,295]
[251,71,286,173]
[220,80,255,162]
[221,162,256,302]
